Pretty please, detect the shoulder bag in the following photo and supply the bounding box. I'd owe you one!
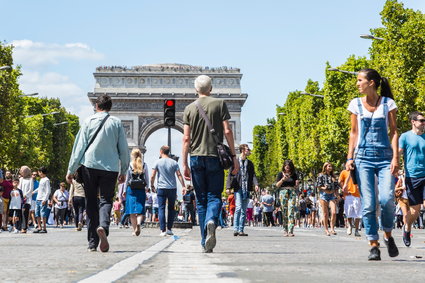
[194,100,234,170]
[75,114,110,184]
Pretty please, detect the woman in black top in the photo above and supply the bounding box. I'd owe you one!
[275,160,299,236]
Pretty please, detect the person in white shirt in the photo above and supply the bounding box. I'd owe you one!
[33,167,51,233]
[18,166,33,233]
[9,178,23,233]
[53,182,69,228]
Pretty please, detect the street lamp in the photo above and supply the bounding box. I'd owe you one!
[278,112,286,115]
[19,93,39,97]
[53,121,68,126]
[300,91,324,98]
[25,111,60,118]
[327,68,358,75]
[0,66,12,71]
[360,34,385,41]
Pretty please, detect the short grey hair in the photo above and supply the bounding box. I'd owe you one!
[194,75,212,94]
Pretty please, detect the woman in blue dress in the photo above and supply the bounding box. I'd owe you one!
[124,148,149,236]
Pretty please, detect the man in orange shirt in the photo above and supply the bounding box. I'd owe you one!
[339,169,362,237]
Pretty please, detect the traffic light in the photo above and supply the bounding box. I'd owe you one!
[164,99,175,126]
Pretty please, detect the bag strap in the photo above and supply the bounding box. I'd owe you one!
[194,100,220,144]
[82,114,110,157]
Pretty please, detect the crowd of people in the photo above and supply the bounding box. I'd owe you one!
[1,70,424,262]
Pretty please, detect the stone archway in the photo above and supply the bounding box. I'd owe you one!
[87,63,248,150]
[138,117,184,152]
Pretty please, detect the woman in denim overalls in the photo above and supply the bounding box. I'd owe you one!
[346,69,399,261]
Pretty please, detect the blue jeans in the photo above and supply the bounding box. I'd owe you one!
[190,156,224,246]
[355,154,395,241]
[234,190,248,232]
[157,188,177,232]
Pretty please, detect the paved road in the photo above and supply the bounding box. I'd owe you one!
[3,225,425,282]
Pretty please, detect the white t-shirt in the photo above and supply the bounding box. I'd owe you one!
[347,97,397,149]
[36,177,51,202]
[54,190,69,209]
[9,189,22,210]
[247,199,254,209]
[152,193,158,208]
[19,177,33,204]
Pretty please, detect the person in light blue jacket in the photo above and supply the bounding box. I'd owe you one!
[66,95,129,253]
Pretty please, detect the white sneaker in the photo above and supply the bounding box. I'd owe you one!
[160,231,167,237]
[13,229,19,234]
[166,230,174,236]
[347,227,352,235]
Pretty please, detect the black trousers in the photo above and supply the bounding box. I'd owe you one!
[81,166,118,249]
[73,196,86,227]
[55,208,66,225]
[21,203,31,230]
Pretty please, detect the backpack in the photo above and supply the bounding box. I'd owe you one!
[129,168,147,190]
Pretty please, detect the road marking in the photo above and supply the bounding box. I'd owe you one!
[79,232,187,283]
[165,234,243,283]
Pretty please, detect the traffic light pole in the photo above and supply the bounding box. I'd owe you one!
[168,126,171,153]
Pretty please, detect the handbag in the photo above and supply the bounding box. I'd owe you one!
[75,114,110,184]
[194,100,234,169]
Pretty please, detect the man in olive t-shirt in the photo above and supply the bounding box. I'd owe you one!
[182,75,239,253]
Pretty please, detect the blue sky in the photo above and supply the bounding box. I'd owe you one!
[2,0,424,176]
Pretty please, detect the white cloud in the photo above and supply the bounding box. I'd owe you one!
[12,39,104,66]
[19,70,93,121]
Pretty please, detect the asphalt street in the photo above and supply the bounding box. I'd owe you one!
[2,224,425,282]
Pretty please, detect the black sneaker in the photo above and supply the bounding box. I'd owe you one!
[402,226,411,247]
[39,229,47,234]
[384,237,399,257]
[33,229,41,234]
[205,221,216,252]
[233,231,239,236]
[368,246,381,261]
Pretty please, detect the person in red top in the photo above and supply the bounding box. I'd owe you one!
[226,189,235,226]
[339,169,362,237]
[1,171,14,230]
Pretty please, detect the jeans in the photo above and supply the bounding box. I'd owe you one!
[355,155,395,241]
[157,188,177,232]
[234,190,248,232]
[190,156,224,246]
[81,166,118,249]
[73,196,86,226]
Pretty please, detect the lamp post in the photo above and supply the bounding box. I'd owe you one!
[327,68,358,75]
[300,92,324,98]
[0,66,12,71]
[19,93,39,98]
[360,34,385,41]
[25,111,60,119]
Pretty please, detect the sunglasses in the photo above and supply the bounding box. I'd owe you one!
[415,119,425,123]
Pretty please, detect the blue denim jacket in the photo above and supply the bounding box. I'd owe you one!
[67,112,130,175]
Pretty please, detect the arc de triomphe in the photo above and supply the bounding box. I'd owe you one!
[87,64,248,151]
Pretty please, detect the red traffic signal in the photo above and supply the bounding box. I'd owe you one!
[164,99,176,127]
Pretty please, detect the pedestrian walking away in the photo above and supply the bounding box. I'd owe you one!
[150,145,185,237]
[399,111,425,247]
[124,148,149,236]
[275,160,299,237]
[68,176,85,231]
[346,68,399,261]
[227,144,259,237]
[182,75,239,253]
[66,95,129,252]
[339,169,361,237]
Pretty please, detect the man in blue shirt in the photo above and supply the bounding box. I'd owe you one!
[150,146,186,236]
[66,95,129,252]
[399,111,425,247]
